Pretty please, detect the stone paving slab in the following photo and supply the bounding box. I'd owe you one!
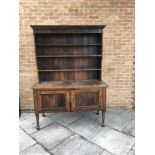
[50,112,83,126]
[19,128,36,152]
[19,110,135,155]
[96,110,125,125]
[80,111,102,121]
[105,115,132,132]
[20,144,51,155]
[80,112,110,125]
[128,149,135,155]
[68,117,103,139]
[20,113,35,121]
[31,123,73,150]
[123,120,135,137]
[50,134,103,155]
[20,113,55,122]
[121,110,135,120]
[100,150,114,155]
[20,113,54,134]
[91,126,134,155]
[106,110,125,120]
[43,113,56,117]
[81,110,124,123]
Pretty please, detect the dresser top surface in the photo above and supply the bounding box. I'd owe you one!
[31,25,105,29]
[32,80,108,90]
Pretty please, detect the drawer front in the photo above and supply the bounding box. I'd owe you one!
[38,90,70,112]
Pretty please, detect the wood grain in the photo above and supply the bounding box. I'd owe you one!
[31,26,107,129]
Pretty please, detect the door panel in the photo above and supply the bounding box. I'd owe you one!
[71,89,102,111]
[75,92,98,106]
[41,94,65,108]
[39,90,70,111]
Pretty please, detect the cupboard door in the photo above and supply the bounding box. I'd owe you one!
[39,90,70,112]
[71,89,102,111]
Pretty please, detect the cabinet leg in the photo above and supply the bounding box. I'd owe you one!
[96,110,99,115]
[42,112,45,117]
[101,110,105,127]
[35,112,40,130]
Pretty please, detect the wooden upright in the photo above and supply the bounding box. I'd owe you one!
[31,26,108,130]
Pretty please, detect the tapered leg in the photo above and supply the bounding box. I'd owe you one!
[35,112,40,130]
[42,112,45,117]
[101,110,105,127]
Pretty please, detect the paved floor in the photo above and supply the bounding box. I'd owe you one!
[19,109,135,155]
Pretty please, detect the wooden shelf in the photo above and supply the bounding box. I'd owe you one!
[35,32,102,34]
[37,55,102,58]
[32,80,108,89]
[33,26,103,81]
[38,69,101,72]
[36,44,101,47]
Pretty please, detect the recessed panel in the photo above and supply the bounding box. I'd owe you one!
[41,94,65,109]
[35,34,101,45]
[75,92,99,106]
[36,46,101,56]
[37,57,101,70]
[39,71,101,81]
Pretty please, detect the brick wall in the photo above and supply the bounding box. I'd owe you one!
[19,0,135,110]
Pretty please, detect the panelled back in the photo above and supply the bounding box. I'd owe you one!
[32,26,104,81]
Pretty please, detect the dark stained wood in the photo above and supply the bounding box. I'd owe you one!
[36,44,101,47]
[19,99,21,117]
[31,25,105,34]
[33,90,37,112]
[38,71,102,81]
[34,30,102,82]
[66,91,70,112]
[102,110,105,127]
[32,80,108,90]
[102,88,107,111]
[38,69,101,71]
[36,46,101,56]
[99,88,103,110]
[33,90,40,130]
[101,88,106,127]
[37,56,101,70]
[40,108,67,112]
[36,55,102,57]
[75,106,99,111]
[70,90,75,112]
[35,112,40,130]
[31,26,107,129]
[75,91,98,107]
